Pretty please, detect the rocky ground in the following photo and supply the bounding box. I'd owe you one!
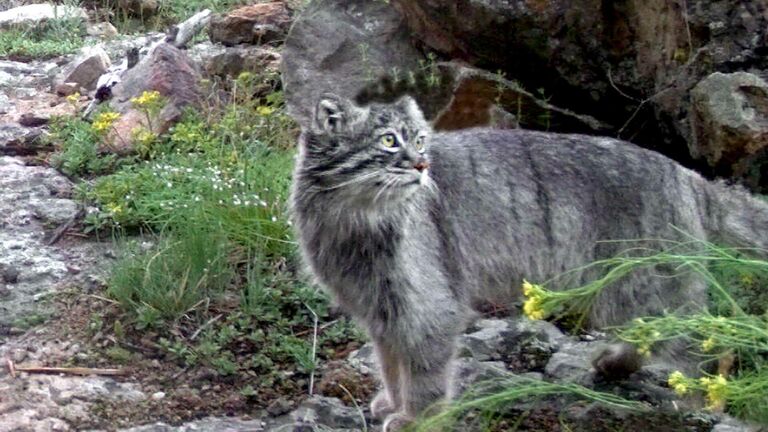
[0,2,766,432]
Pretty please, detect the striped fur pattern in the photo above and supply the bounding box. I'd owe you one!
[290,94,768,430]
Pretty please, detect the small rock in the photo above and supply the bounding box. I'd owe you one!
[209,2,292,46]
[18,113,48,127]
[87,22,119,39]
[544,340,599,383]
[288,395,366,430]
[29,198,79,225]
[460,318,511,361]
[1,266,19,284]
[266,397,293,416]
[54,46,112,92]
[346,343,376,375]
[151,391,166,400]
[452,358,510,395]
[54,82,81,97]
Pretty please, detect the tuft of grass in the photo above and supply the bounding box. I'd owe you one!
[520,238,768,424]
[107,228,234,328]
[411,375,646,432]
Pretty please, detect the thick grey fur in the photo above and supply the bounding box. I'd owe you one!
[290,95,768,430]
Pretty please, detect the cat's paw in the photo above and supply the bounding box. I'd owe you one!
[382,412,413,432]
[371,391,396,419]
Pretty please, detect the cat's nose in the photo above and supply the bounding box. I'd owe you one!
[413,160,430,172]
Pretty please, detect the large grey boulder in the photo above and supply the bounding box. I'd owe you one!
[281,0,423,128]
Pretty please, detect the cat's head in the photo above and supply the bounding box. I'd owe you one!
[298,93,434,208]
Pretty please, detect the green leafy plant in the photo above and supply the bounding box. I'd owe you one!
[0,14,86,59]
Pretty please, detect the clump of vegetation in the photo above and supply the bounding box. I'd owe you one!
[411,240,768,430]
[50,73,361,394]
[517,239,768,424]
[0,17,86,59]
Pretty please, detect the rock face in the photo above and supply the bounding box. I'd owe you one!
[0,3,87,28]
[209,2,293,46]
[281,0,423,128]
[380,0,768,191]
[690,72,768,189]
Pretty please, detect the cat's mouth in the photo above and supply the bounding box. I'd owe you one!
[368,168,430,204]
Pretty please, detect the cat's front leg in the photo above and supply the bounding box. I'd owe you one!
[371,338,402,419]
[382,333,457,432]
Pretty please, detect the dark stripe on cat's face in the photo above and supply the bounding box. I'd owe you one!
[299,97,432,205]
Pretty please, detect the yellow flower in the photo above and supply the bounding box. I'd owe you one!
[237,72,253,82]
[668,371,688,395]
[66,92,80,104]
[637,344,652,358]
[522,279,534,296]
[523,296,545,320]
[700,374,728,411]
[92,111,121,132]
[106,202,123,214]
[701,337,716,352]
[257,106,275,116]
[130,90,161,107]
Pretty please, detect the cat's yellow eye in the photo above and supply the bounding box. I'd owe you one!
[415,136,426,153]
[381,134,397,148]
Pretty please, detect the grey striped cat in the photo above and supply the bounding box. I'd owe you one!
[289,94,768,431]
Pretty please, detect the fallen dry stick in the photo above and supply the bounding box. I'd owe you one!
[5,359,126,378]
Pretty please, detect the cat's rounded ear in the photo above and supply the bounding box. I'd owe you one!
[314,93,368,134]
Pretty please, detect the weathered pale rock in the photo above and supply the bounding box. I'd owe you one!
[0,3,87,28]
[690,72,768,187]
[209,2,292,46]
[54,46,112,92]
[281,0,423,128]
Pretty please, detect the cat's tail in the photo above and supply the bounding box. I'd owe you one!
[703,180,768,253]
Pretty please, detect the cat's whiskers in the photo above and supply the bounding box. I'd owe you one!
[374,175,400,204]
[318,170,382,191]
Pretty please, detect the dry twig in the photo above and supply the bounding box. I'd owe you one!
[5,359,126,377]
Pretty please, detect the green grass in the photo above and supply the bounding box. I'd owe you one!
[51,71,361,390]
[517,239,768,424]
[0,18,86,59]
[411,376,646,432]
[98,0,251,33]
